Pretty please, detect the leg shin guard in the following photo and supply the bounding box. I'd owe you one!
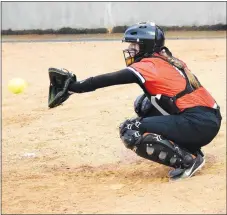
[133,133,194,169]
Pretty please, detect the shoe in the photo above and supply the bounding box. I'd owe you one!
[197,148,205,158]
[168,168,185,178]
[169,153,205,181]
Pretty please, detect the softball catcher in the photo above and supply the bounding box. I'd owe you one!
[48,22,222,180]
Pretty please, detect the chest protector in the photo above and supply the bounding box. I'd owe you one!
[142,53,202,115]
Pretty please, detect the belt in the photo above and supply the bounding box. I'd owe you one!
[183,105,221,118]
[198,105,221,118]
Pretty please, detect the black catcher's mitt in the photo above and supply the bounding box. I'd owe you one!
[48,68,77,108]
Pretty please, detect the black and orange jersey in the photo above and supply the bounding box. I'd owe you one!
[128,57,217,112]
[69,58,218,114]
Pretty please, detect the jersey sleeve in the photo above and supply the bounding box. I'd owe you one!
[126,66,146,84]
[68,68,140,93]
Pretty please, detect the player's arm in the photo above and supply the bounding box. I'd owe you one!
[68,68,142,93]
[48,67,144,108]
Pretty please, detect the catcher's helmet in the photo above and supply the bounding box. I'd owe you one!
[122,22,165,66]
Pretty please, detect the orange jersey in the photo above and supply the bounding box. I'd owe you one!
[128,57,217,112]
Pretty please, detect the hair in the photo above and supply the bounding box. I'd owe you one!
[159,48,201,89]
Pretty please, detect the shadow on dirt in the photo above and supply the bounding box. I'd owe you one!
[47,152,223,185]
[51,159,172,184]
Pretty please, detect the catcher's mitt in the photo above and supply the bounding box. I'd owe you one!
[48,68,76,108]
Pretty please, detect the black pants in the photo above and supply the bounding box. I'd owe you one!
[139,106,222,154]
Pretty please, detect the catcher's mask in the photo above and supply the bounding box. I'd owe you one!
[122,22,165,66]
[123,43,140,66]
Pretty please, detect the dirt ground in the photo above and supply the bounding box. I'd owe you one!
[2,32,226,214]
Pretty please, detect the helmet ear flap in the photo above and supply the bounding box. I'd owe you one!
[155,26,165,48]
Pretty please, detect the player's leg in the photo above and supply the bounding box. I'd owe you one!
[119,117,204,180]
[120,108,221,179]
[119,118,202,175]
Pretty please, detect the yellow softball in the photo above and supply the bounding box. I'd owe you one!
[8,78,27,94]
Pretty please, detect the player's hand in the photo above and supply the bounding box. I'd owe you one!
[48,68,77,108]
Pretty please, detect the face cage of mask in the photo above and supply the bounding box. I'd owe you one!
[123,49,135,66]
[123,40,160,66]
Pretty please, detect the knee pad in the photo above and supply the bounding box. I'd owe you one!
[134,94,153,117]
[133,133,194,169]
[121,129,141,149]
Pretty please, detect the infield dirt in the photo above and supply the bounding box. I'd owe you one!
[2,31,226,214]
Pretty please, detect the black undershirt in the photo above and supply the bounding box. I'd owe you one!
[68,68,142,93]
